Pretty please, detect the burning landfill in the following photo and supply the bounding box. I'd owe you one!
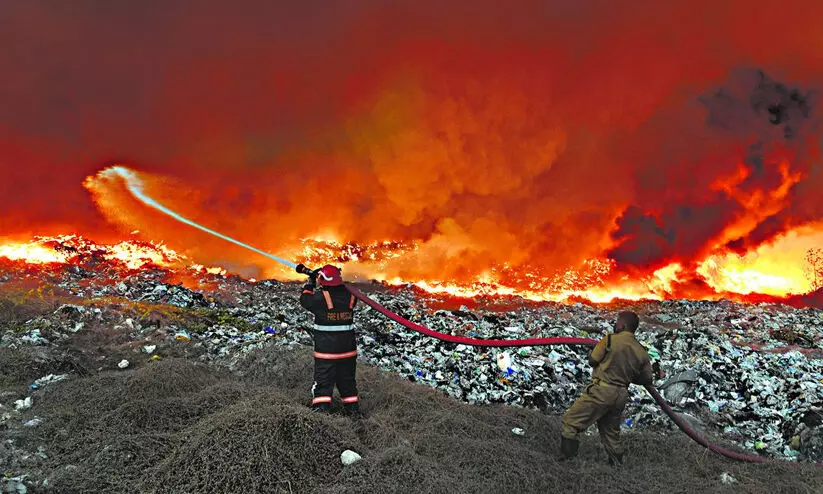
[6,4,823,492]
[1,235,822,477]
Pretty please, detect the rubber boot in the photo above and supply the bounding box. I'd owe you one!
[344,402,363,420]
[310,402,331,414]
[559,437,579,460]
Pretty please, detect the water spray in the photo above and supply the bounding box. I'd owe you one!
[101,166,297,269]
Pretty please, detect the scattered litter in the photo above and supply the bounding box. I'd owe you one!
[142,344,157,354]
[1,476,28,494]
[118,359,130,369]
[719,472,738,484]
[33,374,68,388]
[14,397,32,411]
[511,427,526,436]
[497,353,512,372]
[20,329,49,346]
[175,331,191,343]
[23,418,43,427]
[341,449,362,465]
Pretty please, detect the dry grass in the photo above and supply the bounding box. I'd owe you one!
[14,346,823,494]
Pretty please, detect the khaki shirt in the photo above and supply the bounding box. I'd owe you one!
[588,331,654,387]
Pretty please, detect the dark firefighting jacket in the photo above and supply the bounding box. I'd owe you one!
[299,284,358,356]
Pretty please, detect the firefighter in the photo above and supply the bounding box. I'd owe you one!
[296,263,361,417]
[559,311,662,465]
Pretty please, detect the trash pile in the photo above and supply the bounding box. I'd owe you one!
[1,245,823,463]
[351,293,823,461]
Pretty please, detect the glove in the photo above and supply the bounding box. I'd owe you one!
[296,263,317,289]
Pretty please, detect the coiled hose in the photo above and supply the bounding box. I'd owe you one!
[347,284,811,466]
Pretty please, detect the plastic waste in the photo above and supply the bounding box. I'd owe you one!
[33,374,68,388]
[118,359,130,369]
[497,352,512,372]
[14,397,32,411]
[174,330,191,342]
[341,449,362,465]
[719,472,738,484]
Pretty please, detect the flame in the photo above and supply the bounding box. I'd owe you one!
[0,242,69,264]
[697,227,822,296]
[1,228,821,306]
[291,228,823,304]
[368,261,681,303]
[0,235,183,270]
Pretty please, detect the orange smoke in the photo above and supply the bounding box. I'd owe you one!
[3,1,823,304]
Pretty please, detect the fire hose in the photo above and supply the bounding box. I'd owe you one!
[298,266,801,465]
[108,167,811,466]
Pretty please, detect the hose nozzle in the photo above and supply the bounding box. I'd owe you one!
[295,263,314,276]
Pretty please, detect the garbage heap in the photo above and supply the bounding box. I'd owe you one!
[351,291,823,462]
[182,281,823,462]
[2,255,822,462]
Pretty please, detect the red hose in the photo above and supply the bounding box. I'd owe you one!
[347,285,818,466]
[643,385,775,464]
[346,285,597,347]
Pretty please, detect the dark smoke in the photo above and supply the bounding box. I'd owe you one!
[607,69,820,271]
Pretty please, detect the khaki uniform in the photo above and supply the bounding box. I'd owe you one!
[561,331,654,458]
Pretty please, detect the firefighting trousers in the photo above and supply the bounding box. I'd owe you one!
[311,352,358,408]
[561,379,630,457]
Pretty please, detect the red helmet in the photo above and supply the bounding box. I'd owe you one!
[317,264,343,286]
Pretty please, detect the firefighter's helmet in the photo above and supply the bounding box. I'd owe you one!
[317,264,343,286]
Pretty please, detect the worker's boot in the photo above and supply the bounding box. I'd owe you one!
[344,402,363,420]
[558,437,579,460]
[607,452,624,466]
[310,402,331,414]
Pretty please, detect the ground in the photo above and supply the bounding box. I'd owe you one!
[2,343,822,494]
[1,254,822,493]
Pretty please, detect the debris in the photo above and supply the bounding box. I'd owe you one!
[33,374,68,388]
[142,344,157,354]
[497,353,512,372]
[175,331,191,343]
[1,476,28,494]
[719,472,738,484]
[511,427,526,436]
[19,329,48,346]
[23,418,42,427]
[118,360,130,369]
[657,370,699,405]
[341,449,362,465]
[14,397,31,411]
